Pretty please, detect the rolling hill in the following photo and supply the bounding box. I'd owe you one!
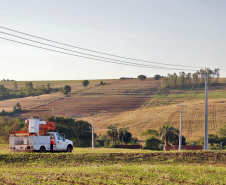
[1,78,226,142]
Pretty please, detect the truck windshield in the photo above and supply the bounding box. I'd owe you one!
[56,133,65,141]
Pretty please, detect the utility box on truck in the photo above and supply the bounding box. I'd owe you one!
[9,117,73,153]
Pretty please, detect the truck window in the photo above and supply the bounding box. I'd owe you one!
[56,133,65,141]
[47,133,53,137]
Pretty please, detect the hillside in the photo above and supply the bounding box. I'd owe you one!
[1,78,226,142]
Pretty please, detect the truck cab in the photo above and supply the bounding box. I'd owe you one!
[47,132,73,152]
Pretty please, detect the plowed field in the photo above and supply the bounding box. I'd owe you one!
[7,79,160,122]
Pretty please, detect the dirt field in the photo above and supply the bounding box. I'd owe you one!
[16,78,159,120]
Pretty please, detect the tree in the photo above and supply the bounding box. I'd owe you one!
[60,85,71,94]
[118,127,132,144]
[138,75,146,81]
[14,81,18,91]
[172,135,186,145]
[0,117,26,143]
[0,85,6,92]
[99,81,106,85]
[154,74,161,80]
[107,125,118,146]
[144,137,161,150]
[159,123,179,146]
[47,83,51,91]
[13,102,22,113]
[25,82,33,92]
[82,80,89,87]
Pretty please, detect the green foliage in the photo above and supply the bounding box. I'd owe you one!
[138,75,146,81]
[0,117,26,143]
[161,68,220,89]
[82,80,89,87]
[99,81,106,85]
[0,103,22,116]
[25,82,33,92]
[159,123,179,146]
[141,129,159,138]
[118,127,132,144]
[154,74,161,80]
[60,85,71,94]
[144,137,161,150]
[0,82,60,101]
[218,124,226,137]
[172,135,187,145]
[130,137,138,144]
[195,132,226,150]
[46,116,92,147]
[0,151,225,184]
[107,125,118,146]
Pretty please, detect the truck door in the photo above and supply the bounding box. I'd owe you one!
[55,133,67,151]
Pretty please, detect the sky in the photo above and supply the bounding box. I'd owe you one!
[0,0,226,81]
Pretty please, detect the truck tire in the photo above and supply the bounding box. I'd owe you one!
[39,146,46,153]
[66,145,73,152]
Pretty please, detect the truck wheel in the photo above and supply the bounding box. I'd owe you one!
[39,146,46,153]
[66,145,72,152]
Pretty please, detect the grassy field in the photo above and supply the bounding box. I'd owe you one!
[153,90,226,100]
[0,145,225,184]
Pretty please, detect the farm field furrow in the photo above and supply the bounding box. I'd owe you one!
[0,149,225,184]
[16,78,159,120]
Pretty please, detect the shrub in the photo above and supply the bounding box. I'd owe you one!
[144,137,161,150]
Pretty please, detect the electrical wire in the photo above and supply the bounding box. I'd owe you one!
[0,31,197,70]
[0,36,198,71]
[0,25,204,69]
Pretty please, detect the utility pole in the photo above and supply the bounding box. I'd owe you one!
[204,68,208,150]
[177,102,186,151]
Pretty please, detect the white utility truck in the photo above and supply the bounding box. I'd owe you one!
[9,117,73,153]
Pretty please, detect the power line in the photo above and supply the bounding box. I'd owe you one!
[0,25,203,69]
[0,36,198,71]
[0,31,197,70]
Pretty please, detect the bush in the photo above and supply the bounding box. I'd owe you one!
[82,80,89,87]
[144,137,161,150]
[60,85,71,94]
[154,74,161,80]
[138,75,146,81]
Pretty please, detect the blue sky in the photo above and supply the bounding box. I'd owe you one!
[0,0,226,80]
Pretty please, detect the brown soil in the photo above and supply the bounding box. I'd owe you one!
[11,78,160,121]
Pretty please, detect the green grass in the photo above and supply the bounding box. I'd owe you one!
[0,163,225,184]
[154,90,226,100]
[0,146,225,184]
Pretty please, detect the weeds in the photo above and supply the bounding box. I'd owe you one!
[0,148,225,184]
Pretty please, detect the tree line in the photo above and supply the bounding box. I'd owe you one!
[161,68,220,89]
[96,125,138,147]
[141,123,186,150]
[142,123,226,150]
[0,82,60,101]
[1,115,225,150]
